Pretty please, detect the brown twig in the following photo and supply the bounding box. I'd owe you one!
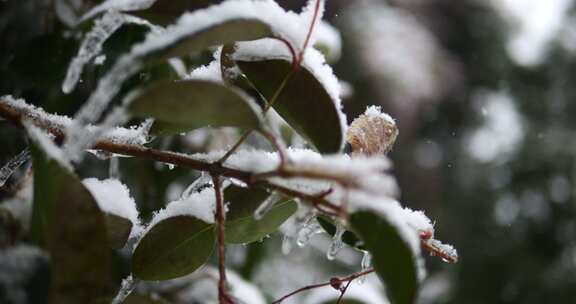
[0,99,342,215]
[271,268,375,304]
[211,175,234,304]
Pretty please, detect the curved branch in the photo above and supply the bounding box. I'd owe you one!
[272,269,375,304]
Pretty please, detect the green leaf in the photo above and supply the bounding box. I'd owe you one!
[224,186,297,244]
[127,79,263,136]
[350,211,418,304]
[317,216,365,250]
[132,215,215,280]
[220,44,267,108]
[145,19,273,64]
[104,213,133,249]
[30,144,113,302]
[236,59,344,153]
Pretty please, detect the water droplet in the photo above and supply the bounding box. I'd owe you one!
[361,251,372,270]
[327,224,345,260]
[282,234,293,255]
[296,218,320,248]
[109,157,119,179]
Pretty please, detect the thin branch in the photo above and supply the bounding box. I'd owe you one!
[216,130,251,164]
[0,98,342,215]
[298,0,322,66]
[336,279,353,304]
[212,175,234,304]
[272,269,375,304]
[259,128,287,166]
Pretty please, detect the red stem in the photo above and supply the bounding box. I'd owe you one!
[336,279,353,304]
[298,0,321,66]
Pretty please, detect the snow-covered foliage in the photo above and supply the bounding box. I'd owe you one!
[0,1,459,303]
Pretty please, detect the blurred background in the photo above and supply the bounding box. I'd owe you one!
[1,0,576,303]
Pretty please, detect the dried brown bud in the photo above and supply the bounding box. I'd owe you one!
[329,277,342,290]
[346,106,398,156]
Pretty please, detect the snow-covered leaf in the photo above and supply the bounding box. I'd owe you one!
[128,79,263,136]
[143,19,272,64]
[235,52,345,153]
[224,185,297,244]
[83,178,141,249]
[29,143,113,302]
[350,211,419,304]
[132,215,215,280]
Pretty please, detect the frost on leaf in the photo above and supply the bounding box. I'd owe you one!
[62,11,126,94]
[81,0,156,22]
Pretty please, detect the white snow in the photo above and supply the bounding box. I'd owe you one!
[81,0,156,22]
[23,122,73,171]
[147,185,219,227]
[67,0,333,156]
[1,95,72,128]
[0,95,147,149]
[364,105,395,124]
[187,58,223,82]
[82,178,140,226]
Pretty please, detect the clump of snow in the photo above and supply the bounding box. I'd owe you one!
[403,208,434,234]
[147,185,220,229]
[187,58,223,82]
[82,178,140,226]
[364,105,395,124]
